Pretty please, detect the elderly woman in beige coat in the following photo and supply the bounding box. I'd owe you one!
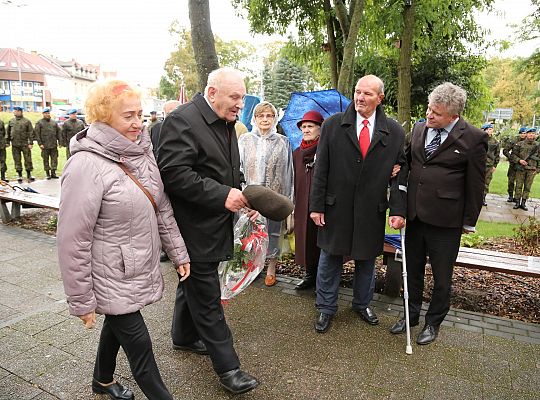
[57,80,190,400]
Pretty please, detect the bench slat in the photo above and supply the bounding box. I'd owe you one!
[0,191,59,210]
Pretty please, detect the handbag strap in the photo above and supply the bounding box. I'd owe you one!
[117,163,158,213]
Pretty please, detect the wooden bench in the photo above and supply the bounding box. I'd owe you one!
[382,242,540,297]
[0,190,59,223]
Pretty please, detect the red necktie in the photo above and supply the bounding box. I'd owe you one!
[359,119,370,158]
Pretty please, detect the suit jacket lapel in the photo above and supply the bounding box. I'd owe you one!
[429,118,465,159]
[341,102,361,150]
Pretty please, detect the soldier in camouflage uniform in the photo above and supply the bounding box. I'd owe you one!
[61,109,85,159]
[502,127,527,202]
[482,124,500,206]
[0,119,7,182]
[35,108,61,179]
[7,106,34,183]
[146,110,159,132]
[510,127,539,211]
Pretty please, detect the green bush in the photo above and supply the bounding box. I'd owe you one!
[513,216,540,256]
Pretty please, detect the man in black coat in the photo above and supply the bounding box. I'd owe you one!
[310,75,407,334]
[390,82,488,345]
[157,67,259,395]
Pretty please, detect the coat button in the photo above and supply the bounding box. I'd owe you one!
[356,158,361,163]
[422,166,426,169]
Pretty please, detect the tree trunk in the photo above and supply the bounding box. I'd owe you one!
[337,0,365,96]
[397,1,415,133]
[323,0,339,88]
[334,0,350,40]
[188,0,220,92]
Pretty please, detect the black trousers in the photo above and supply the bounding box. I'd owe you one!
[405,219,462,327]
[171,261,240,374]
[94,311,172,400]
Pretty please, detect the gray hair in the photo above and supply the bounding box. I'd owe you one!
[204,67,245,96]
[428,82,467,116]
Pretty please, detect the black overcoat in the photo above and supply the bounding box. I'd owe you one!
[157,93,242,263]
[309,103,407,260]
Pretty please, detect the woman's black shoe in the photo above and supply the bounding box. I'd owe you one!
[92,379,134,400]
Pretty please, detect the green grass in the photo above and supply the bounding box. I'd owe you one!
[475,220,517,237]
[488,159,540,198]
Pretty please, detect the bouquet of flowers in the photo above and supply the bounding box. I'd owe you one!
[218,212,269,301]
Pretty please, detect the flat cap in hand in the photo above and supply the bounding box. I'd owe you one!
[243,185,293,221]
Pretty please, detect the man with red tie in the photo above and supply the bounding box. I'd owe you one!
[310,74,407,333]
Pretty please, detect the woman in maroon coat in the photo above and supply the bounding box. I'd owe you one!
[293,111,324,289]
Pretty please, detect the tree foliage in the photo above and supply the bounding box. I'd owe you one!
[159,25,257,100]
[263,57,309,109]
[233,0,494,126]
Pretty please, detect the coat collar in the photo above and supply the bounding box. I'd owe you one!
[341,103,390,157]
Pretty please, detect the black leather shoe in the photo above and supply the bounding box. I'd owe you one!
[354,306,379,325]
[314,312,333,333]
[92,379,134,400]
[219,368,259,394]
[389,318,419,334]
[506,196,514,202]
[173,339,209,355]
[416,324,439,345]
[295,274,316,290]
[159,251,169,262]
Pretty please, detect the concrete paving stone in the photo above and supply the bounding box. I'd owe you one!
[10,310,67,336]
[440,320,454,328]
[481,357,511,389]
[57,329,101,364]
[444,314,469,324]
[0,328,41,365]
[469,320,499,330]
[454,310,484,321]
[369,358,428,395]
[483,328,515,340]
[484,316,512,326]
[512,321,540,333]
[0,374,43,400]
[483,336,538,366]
[172,368,253,400]
[425,348,487,384]
[0,304,18,321]
[509,363,540,394]
[482,384,539,400]
[17,274,64,300]
[29,391,62,400]
[497,325,527,335]
[424,373,483,400]
[513,335,540,345]
[453,322,483,333]
[6,344,75,382]
[526,330,540,339]
[34,316,94,348]
[437,327,484,352]
[0,368,10,381]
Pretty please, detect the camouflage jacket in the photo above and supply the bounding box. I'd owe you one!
[7,116,33,146]
[486,136,500,168]
[61,118,85,147]
[35,118,61,149]
[510,140,540,170]
[0,121,6,148]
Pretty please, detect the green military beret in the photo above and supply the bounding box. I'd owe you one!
[243,185,294,221]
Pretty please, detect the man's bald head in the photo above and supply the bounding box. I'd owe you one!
[163,100,181,116]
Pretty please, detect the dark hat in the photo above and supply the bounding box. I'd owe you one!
[519,126,527,133]
[481,123,493,130]
[243,185,293,221]
[42,107,51,113]
[150,111,157,115]
[68,108,77,114]
[297,110,324,129]
[526,127,537,133]
[13,106,23,111]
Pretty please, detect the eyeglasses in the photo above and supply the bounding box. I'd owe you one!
[255,113,275,119]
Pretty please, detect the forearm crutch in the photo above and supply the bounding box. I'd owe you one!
[400,227,413,355]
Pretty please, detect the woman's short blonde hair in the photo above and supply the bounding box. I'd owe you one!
[85,80,141,124]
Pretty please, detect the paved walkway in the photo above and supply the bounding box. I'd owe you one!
[0,224,539,399]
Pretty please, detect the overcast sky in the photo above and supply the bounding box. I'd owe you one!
[1,0,537,88]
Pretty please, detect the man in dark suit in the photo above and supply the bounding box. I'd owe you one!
[150,100,181,161]
[390,82,488,345]
[310,74,407,334]
[157,67,259,394]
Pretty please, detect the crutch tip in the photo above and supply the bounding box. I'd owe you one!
[406,346,413,355]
